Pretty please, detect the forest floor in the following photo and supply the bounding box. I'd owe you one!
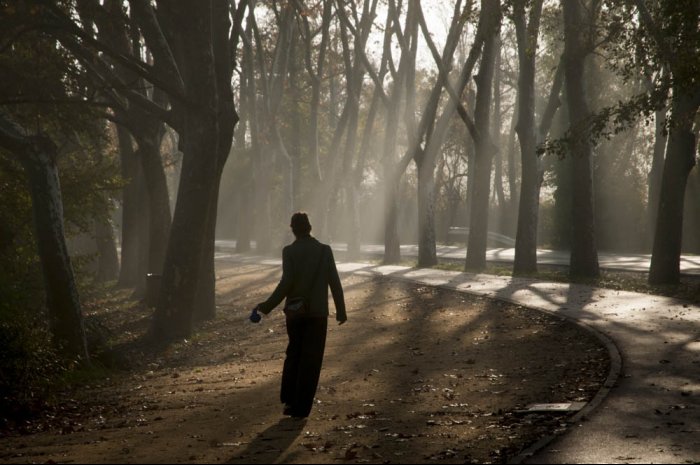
[0,262,610,464]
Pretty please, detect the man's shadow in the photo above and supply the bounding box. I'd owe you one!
[228,417,307,463]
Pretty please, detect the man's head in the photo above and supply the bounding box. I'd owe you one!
[290,212,312,238]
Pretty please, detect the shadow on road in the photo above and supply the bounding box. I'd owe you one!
[228,417,307,463]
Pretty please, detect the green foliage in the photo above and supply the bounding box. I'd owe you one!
[0,309,66,423]
[0,3,123,422]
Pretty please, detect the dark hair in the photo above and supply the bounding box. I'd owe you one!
[290,212,312,237]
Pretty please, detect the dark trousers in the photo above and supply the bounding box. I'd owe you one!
[281,316,327,417]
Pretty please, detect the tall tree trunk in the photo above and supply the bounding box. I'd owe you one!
[512,0,544,275]
[465,0,501,272]
[151,3,222,340]
[233,46,251,253]
[383,166,402,264]
[411,0,474,268]
[26,150,89,361]
[115,126,145,287]
[647,104,667,248]
[417,157,437,266]
[649,94,700,284]
[193,0,239,323]
[95,215,120,282]
[491,34,506,235]
[298,0,331,186]
[347,181,362,258]
[288,27,303,209]
[562,0,599,278]
[134,164,151,297]
[193,185,219,323]
[241,12,268,253]
[505,118,519,236]
[551,89,572,250]
[683,167,700,253]
[136,134,171,277]
[0,116,89,362]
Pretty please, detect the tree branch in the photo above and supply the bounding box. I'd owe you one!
[41,1,188,103]
[128,0,186,94]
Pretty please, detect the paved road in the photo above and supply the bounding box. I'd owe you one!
[216,248,700,464]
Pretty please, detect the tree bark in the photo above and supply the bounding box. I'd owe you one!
[647,103,666,247]
[649,94,699,284]
[512,0,543,275]
[92,1,171,291]
[0,114,89,362]
[136,134,171,277]
[193,0,240,323]
[95,215,120,282]
[297,0,332,186]
[115,126,146,287]
[562,0,599,278]
[151,2,226,339]
[465,0,501,272]
[412,0,471,268]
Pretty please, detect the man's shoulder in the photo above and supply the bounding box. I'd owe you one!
[290,236,324,247]
[285,237,323,253]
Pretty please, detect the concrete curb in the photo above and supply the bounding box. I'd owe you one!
[507,311,623,464]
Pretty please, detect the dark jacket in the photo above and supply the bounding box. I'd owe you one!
[258,236,346,321]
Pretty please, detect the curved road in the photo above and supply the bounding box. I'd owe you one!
[217,244,700,463]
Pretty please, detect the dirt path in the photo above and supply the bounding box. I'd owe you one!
[0,263,609,463]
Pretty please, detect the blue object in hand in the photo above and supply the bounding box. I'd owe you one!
[250,308,261,323]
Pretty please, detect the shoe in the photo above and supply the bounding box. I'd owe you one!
[283,405,308,419]
[290,410,308,419]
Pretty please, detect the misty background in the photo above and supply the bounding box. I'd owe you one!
[1,0,698,362]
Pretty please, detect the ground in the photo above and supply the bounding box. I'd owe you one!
[0,261,610,464]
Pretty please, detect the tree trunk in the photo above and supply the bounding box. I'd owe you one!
[417,158,437,267]
[134,164,151,297]
[551,89,572,250]
[116,126,145,287]
[234,58,251,253]
[505,120,519,236]
[683,167,700,253]
[512,0,543,275]
[562,0,599,278]
[151,4,222,340]
[465,0,501,271]
[298,0,331,186]
[0,116,89,362]
[492,34,506,235]
[193,185,219,323]
[347,181,361,258]
[383,178,402,264]
[193,0,238,323]
[647,104,667,248]
[95,215,120,282]
[382,99,402,264]
[288,28,303,209]
[137,135,171,277]
[649,94,699,284]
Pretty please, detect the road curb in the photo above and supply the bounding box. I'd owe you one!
[505,305,623,464]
